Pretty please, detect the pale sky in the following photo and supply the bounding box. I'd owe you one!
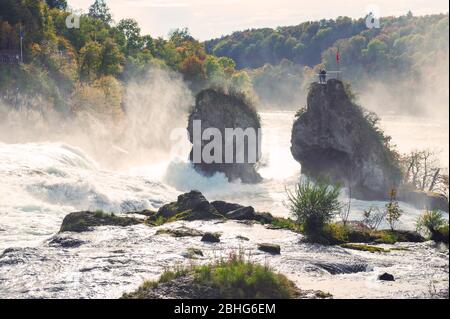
[68,0,449,40]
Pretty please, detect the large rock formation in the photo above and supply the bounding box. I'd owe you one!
[291,79,402,200]
[187,89,262,183]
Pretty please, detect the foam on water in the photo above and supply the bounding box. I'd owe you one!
[0,111,448,298]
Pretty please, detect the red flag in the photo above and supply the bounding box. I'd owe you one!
[336,48,340,63]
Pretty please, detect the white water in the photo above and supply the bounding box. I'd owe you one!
[0,111,448,298]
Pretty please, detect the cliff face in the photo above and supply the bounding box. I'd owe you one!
[291,79,402,200]
[187,89,262,183]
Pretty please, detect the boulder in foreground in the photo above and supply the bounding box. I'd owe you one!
[122,254,330,299]
[59,211,141,233]
[154,190,223,222]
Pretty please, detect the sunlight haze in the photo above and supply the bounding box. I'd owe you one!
[68,0,450,39]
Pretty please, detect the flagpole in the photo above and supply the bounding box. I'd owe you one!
[20,24,23,64]
[336,47,340,80]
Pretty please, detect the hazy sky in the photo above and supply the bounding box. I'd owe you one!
[68,0,449,40]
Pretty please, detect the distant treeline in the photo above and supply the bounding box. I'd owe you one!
[206,13,449,108]
[0,1,448,113]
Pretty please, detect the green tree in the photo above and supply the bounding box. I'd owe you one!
[100,38,124,76]
[169,27,193,47]
[45,0,67,10]
[116,18,142,55]
[88,0,112,24]
[80,41,102,80]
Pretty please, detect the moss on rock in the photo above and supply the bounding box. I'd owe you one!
[59,211,141,233]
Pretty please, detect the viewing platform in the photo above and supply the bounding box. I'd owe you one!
[316,71,341,84]
[0,50,20,65]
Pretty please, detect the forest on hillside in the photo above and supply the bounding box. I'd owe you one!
[1,0,448,113]
[0,0,250,118]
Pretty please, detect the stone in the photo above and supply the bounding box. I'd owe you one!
[257,243,281,255]
[291,79,403,200]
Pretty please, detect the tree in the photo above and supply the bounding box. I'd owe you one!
[45,0,67,10]
[100,38,124,76]
[402,149,447,195]
[88,0,112,24]
[79,41,102,80]
[169,27,193,47]
[116,19,142,55]
[180,55,205,82]
[386,188,403,230]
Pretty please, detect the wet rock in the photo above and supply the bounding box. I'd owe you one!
[226,206,274,224]
[236,235,250,241]
[201,232,221,243]
[156,227,204,238]
[187,89,262,184]
[184,248,204,258]
[59,211,142,233]
[48,236,85,248]
[211,201,243,214]
[430,226,449,244]
[291,79,402,200]
[226,206,256,220]
[255,212,275,224]
[155,190,223,221]
[257,243,281,255]
[126,209,158,217]
[314,262,368,275]
[378,272,395,281]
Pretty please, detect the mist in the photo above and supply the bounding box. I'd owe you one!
[0,68,193,169]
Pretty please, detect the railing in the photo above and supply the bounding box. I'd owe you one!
[0,51,20,64]
[316,71,341,83]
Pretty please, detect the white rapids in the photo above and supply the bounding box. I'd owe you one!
[0,111,448,299]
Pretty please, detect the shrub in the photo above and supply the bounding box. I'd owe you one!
[362,206,386,230]
[286,179,342,242]
[125,252,301,299]
[322,223,349,244]
[194,252,297,298]
[416,209,448,241]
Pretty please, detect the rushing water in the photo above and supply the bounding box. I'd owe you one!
[0,111,448,298]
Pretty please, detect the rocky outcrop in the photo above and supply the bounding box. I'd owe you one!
[150,190,274,224]
[291,79,403,200]
[201,232,221,243]
[398,189,449,213]
[210,200,243,214]
[257,243,281,255]
[123,274,223,299]
[314,262,368,275]
[378,273,395,281]
[154,190,224,221]
[48,236,85,248]
[59,211,141,233]
[156,227,204,238]
[187,89,262,183]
